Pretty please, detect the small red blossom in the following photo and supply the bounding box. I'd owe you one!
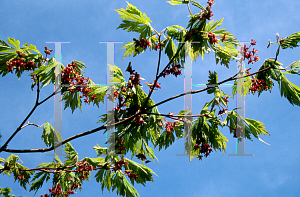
[221,34,226,42]
[250,39,256,45]
[252,48,258,55]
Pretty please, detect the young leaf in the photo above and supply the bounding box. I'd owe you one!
[226,111,269,142]
[63,142,79,166]
[278,73,300,106]
[41,122,62,147]
[61,91,82,114]
[120,41,135,60]
[155,130,176,151]
[167,0,189,5]
[206,71,219,96]
[30,57,57,88]
[243,117,270,140]
[21,42,41,54]
[0,187,14,196]
[284,60,300,75]
[190,0,206,10]
[115,2,153,38]
[72,60,87,75]
[142,139,159,163]
[87,80,108,108]
[108,64,126,88]
[28,172,51,195]
[7,37,20,50]
[164,37,178,62]
[280,31,300,49]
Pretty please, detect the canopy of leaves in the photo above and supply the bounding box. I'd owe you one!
[0,37,42,79]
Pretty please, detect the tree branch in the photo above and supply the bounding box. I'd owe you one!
[0,82,61,153]
[141,19,196,113]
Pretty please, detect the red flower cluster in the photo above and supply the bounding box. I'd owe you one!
[47,185,64,196]
[133,37,161,51]
[199,0,215,20]
[127,173,138,180]
[113,156,129,172]
[223,96,229,105]
[6,52,37,73]
[207,32,218,44]
[218,107,228,115]
[145,79,161,90]
[61,62,95,104]
[249,78,268,93]
[42,180,81,197]
[107,90,119,101]
[17,175,24,180]
[115,139,126,154]
[153,43,161,51]
[133,37,151,52]
[194,142,213,159]
[243,40,259,64]
[44,46,53,55]
[221,34,226,42]
[232,126,244,138]
[76,160,94,180]
[124,169,138,180]
[126,64,143,87]
[136,153,147,161]
[161,63,182,78]
[134,114,146,126]
[164,120,178,134]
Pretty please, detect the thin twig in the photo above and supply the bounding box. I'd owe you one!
[187,3,192,16]
[21,122,46,129]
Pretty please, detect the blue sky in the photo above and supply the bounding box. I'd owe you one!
[1,0,300,196]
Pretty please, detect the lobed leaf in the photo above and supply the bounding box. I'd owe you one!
[41,122,62,147]
[190,0,206,10]
[166,0,189,5]
[115,2,153,38]
[29,172,51,195]
[280,31,300,49]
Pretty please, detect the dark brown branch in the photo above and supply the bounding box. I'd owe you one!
[141,19,196,113]
[146,42,282,113]
[1,108,139,153]
[0,76,40,153]
[0,81,62,153]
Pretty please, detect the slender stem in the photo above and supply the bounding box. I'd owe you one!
[284,61,297,70]
[141,35,162,111]
[21,122,45,129]
[0,78,61,153]
[187,3,192,16]
[0,76,40,152]
[141,19,196,113]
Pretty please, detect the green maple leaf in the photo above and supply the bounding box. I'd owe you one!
[115,1,153,38]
